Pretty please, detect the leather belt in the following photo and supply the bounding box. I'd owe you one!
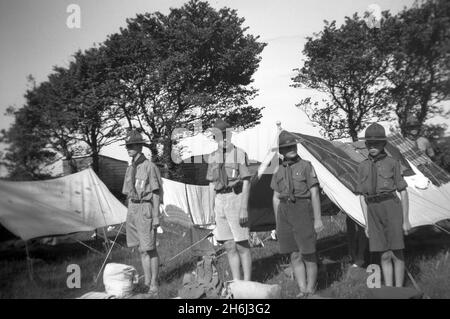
[279,197,310,203]
[365,192,396,204]
[130,199,152,203]
[216,187,234,194]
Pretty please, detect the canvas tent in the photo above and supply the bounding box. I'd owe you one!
[175,123,450,232]
[2,124,448,242]
[0,168,127,241]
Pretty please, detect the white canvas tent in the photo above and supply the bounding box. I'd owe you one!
[0,168,127,241]
[177,122,450,229]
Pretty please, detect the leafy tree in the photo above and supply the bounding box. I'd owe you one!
[102,0,265,172]
[381,0,450,135]
[0,105,56,180]
[1,47,125,177]
[64,48,124,172]
[294,0,450,141]
[292,15,392,141]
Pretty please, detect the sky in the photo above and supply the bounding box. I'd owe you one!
[1,0,448,163]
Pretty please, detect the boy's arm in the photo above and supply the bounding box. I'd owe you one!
[359,195,369,237]
[400,189,411,234]
[310,185,324,233]
[209,182,216,222]
[239,179,250,226]
[272,191,280,221]
[152,190,160,228]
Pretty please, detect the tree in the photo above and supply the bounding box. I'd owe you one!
[294,1,450,141]
[0,105,56,180]
[64,48,124,173]
[102,0,265,174]
[292,15,392,141]
[381,0,450,135]
[1,47,125,177]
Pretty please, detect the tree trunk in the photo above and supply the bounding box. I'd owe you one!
[90,129,100,174]
[91,152,100,174]
[66,153,78,174]
[148,141,159,162]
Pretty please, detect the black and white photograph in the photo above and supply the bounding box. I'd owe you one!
[0,0,449,304]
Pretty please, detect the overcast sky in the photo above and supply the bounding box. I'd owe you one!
[2,0,447,162]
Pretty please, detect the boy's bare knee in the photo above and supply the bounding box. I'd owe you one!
[291,251,303,263]
[381,251,393,261]
[224,240,238,254]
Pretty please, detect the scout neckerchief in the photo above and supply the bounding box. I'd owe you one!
[216,145,238,190]
[129,153,147,199]
[282,154,301,202]
[367,150,387,195]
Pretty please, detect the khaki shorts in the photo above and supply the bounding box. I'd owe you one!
[367,197,404,252]
[126,202,156,252]
[214,192,249,243]
[277,199,316,255]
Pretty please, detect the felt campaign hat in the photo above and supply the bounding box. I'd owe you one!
[363,123,387,141]
[122,129,149,146]
[273,130,300,149]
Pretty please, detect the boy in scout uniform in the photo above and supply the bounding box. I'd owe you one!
[207,119,253,281]
[122,129,162,296]
[271,131,324,297]
[357,123,412,287]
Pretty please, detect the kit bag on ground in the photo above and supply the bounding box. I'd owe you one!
[103,263,139,298]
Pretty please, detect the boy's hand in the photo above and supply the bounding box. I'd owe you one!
[210,205,216,224]
[152,216,160,229]
[365,227,369,238]
[314,219,324,233]
[403,220,412,235]
[239,207,248,227]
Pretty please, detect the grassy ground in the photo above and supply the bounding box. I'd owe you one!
[1,213,449,299]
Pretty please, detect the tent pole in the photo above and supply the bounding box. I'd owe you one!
[101,226,110,253]
[24,241,34,282]
[94,222,125,283]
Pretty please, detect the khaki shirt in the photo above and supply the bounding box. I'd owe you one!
[356,156,408,195]
[122,159,161,201]
[206,145,252,189]
[270,159,319,199]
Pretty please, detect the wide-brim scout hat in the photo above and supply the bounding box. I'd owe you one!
[272,130,300,150]
[362,123,387,141]
[122,129,149,146]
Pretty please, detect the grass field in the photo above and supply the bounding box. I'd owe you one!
[0,212,449,299]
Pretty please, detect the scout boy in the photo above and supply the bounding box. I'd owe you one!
[357,123,412,287]
[207,119,253,281]
[271,130,324,297]
[122,129,162,296]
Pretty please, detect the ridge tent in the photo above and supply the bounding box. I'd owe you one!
[0,168,127,241]
[175,123,450,232]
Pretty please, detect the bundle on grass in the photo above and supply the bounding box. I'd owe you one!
[222,280,281,299]
[78,263,139,299]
